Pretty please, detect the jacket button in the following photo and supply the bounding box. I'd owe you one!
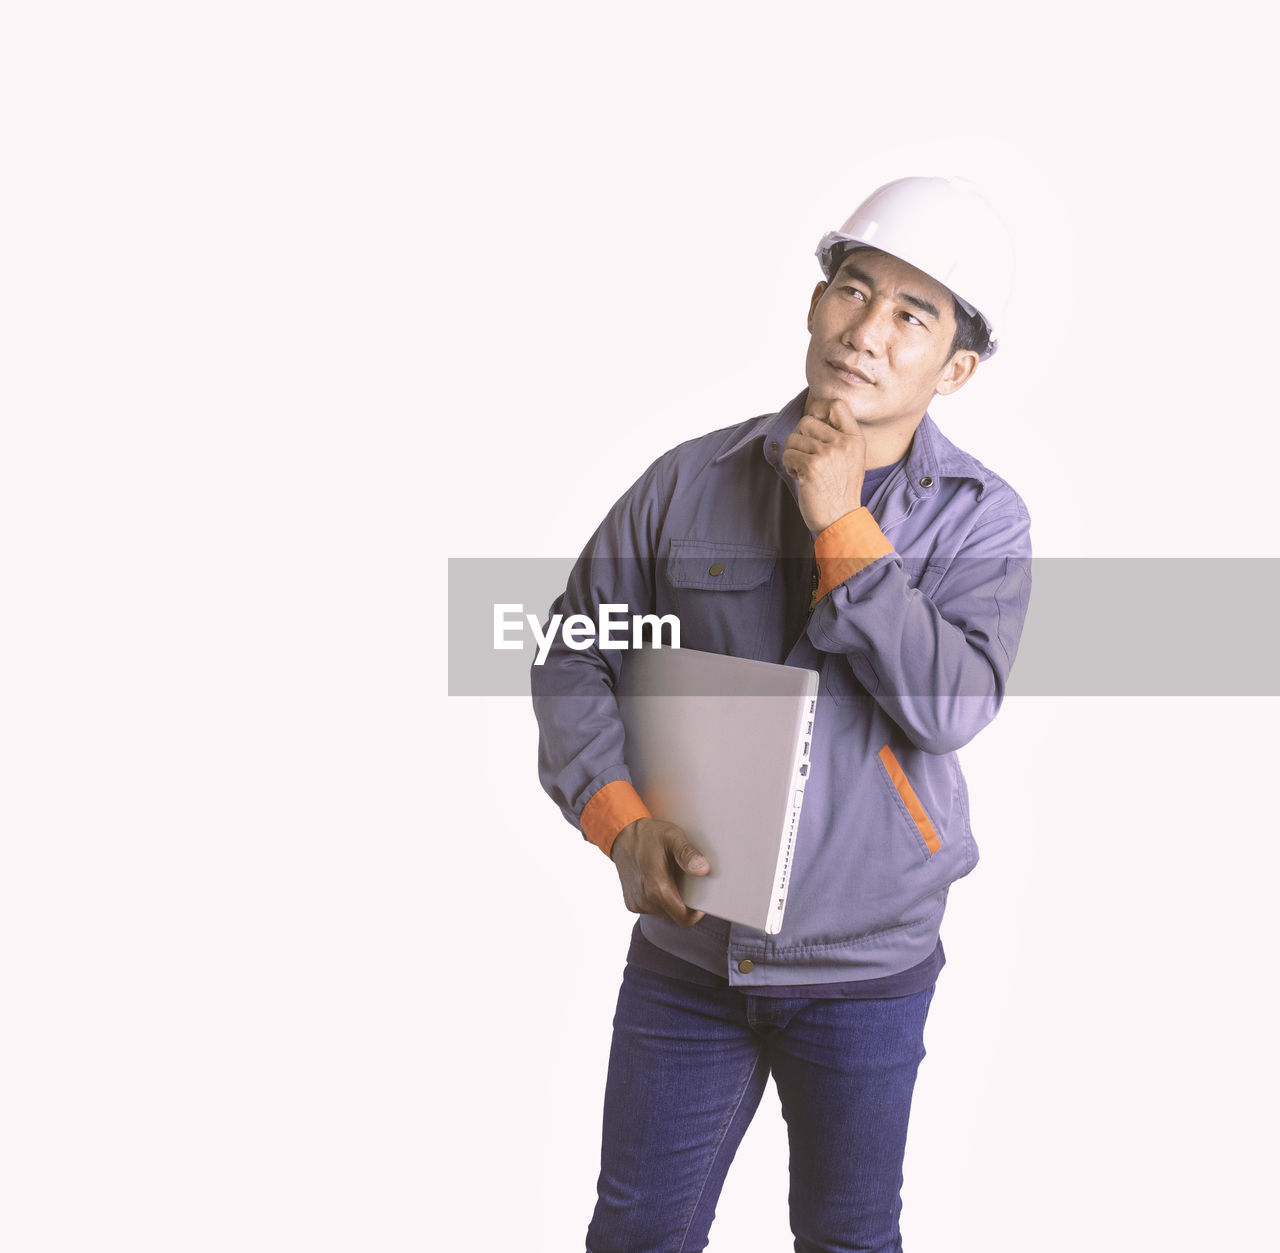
[737,959,755,974]
[919,476,934,488]
[709,562,725,576]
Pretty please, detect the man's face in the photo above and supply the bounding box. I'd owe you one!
[804,247,976,432]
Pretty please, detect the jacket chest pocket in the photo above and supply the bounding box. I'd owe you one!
[660,538,778,659]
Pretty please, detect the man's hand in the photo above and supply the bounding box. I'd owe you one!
[610,818,710,929]
[781,397,867,534]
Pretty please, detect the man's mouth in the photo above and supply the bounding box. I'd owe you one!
[828,360,874,385]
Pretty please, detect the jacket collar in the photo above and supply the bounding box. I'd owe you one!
[713,389,992,496]
[711,391,808,464]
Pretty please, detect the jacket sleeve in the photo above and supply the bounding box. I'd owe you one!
[530,457,670,856]
[805,495,1032,755]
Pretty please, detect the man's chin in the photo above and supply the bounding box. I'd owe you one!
[807,387,882,423]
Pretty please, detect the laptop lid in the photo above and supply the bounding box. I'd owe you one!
[616,646,818,934]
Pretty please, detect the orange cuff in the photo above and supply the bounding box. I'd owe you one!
[813,508,894,601]
[580,780,652,857]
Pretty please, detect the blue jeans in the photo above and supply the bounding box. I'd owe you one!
[586,963,935,1253]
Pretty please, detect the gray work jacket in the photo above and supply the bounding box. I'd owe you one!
[532,391,1032,986]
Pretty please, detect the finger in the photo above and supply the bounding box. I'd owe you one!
[633,833,688,907]
[794,415,838,442]
[671,836,710,875]
[647,872,697,927]
[803,396,833,424]
[784,431,828,461]
[824,399,865,441]
[659,882,703,929]
[782,446,830,483]
[670,905,705,929]
[641,829,708,922]
[818,397,854,431]
[781,455,827,484]
[780,449,806,479]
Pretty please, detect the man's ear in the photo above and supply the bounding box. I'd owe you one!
[807,281,828,333]
[935,349,979,396]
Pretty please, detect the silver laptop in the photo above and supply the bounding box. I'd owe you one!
[616,646,819,935]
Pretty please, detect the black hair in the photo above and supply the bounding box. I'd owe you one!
[949,298,990,358]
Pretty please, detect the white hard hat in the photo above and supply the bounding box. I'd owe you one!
[815,176,1014,359]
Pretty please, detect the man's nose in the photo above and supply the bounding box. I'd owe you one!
[842,302,892,354]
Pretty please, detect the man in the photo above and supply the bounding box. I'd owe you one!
[532,176,1031,1252]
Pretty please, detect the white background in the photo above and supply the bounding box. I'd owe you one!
[3,3,1277,1250]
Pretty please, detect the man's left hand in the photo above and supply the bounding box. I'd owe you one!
[781,397,867,534]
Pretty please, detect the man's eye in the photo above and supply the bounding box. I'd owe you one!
[901,312,922,326]
[842,286,866,301]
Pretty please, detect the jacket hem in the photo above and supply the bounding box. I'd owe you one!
[638,898,948,988]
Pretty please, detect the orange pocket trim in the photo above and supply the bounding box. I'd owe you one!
[580,780,652,857]
[878,745,941,855]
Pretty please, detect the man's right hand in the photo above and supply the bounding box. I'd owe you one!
[610,818,711,929]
